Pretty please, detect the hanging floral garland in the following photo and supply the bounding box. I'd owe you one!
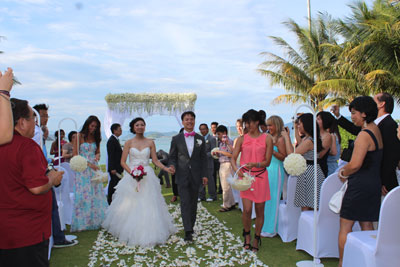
[105,93,197,114]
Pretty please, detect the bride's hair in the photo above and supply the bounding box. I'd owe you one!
[129,117,146,134]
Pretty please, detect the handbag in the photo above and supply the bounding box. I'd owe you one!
[329,180,348,213]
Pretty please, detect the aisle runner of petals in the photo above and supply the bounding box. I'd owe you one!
[88,203,267,266]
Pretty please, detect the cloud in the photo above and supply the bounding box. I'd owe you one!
[1,0,371,132]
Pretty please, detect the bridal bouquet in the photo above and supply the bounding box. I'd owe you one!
[130,165,147,192]
[211,147,220,159]
[70,155,87,172]
[283,153,307,176]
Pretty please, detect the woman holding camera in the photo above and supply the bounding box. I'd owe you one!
[212,125,235,212]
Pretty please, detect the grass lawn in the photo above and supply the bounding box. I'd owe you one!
[50,168,339,266]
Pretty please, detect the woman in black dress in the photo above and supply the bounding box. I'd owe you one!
[338,96,383,267]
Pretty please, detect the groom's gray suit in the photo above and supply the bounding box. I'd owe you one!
[168,132,208,233]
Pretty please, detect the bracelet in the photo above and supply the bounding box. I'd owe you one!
[339,169,349,179]
[0,90,10,97]
[0,93,10,101]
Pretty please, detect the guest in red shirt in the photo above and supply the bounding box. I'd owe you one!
[0,98,63,267]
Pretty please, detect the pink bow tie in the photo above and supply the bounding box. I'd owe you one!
[184,132,195,137]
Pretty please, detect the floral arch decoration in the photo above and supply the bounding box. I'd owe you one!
[103,93,197,138]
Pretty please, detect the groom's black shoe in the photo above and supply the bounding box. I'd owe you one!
[184,231,193,242]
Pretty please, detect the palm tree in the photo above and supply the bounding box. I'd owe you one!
[309,0,400,105]
[258,15,339,110]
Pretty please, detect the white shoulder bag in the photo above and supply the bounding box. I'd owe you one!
[329,181,348,214]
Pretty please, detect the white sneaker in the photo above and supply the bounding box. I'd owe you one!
[206,198,215,202]
[261,232,276,238]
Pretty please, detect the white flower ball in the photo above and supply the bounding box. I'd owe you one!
[70,155,88,172]
[283,153,307,176]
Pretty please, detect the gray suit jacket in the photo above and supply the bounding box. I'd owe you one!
[168,132,208,187]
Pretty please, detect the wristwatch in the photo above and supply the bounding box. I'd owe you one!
[45,165,54,175]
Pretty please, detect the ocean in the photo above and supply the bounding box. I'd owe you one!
[45,136,172,165]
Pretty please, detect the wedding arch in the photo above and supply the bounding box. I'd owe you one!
[103,93,197,138]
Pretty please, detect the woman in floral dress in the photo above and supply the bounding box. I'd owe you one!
[71,115,107,232]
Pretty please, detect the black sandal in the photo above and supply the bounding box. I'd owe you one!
[219,207,230,212]
[243,229,252,250]
[252,234,261,252]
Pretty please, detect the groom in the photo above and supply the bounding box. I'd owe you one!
[169,111,208,242]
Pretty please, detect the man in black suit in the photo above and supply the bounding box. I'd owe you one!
[157,149,171,187]
[168,111,208,242]
[332,92,400,195]
[107,123,123,204]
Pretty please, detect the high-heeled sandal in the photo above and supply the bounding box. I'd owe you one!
[242,229,252,250]
[252,234,261,252]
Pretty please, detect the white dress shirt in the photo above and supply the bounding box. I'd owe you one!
[32,124,43,147]
[374,113,389,126]
[184,130,195,157]
[112,134,120,142]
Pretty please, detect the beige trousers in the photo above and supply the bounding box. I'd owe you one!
[219,162,236,208]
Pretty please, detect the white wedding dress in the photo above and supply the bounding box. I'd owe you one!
[102,147,177,247]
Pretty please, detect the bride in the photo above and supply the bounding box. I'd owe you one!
[102,117,177,247]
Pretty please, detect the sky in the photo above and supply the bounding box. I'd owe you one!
[2,0,390,135]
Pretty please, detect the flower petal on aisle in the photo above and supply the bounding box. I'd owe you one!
[88,203,268,267]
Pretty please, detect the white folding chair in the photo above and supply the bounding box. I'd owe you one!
[277,175,301,242]
[296,173,361,258]
[343,186,400,267]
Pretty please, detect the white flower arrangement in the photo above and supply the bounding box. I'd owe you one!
[70,155,87,172]
[91,171,109,183]
[283,153,307,176]
[211,147,220,159]
[105,93,197,114]
[196,139,202,146]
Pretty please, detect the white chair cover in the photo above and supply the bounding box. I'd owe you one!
[277,175,301,242]
[61,162,76,209]
[60,162,75,194]
[296,173,361,258]
[232,188,240,204]
[343,186,400,267]
[48,229,53,260]
[54,166,73,227]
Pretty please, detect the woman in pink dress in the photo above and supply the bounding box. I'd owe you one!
[231,109,273,252]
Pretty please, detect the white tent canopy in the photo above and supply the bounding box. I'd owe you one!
[103,93,197,138]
